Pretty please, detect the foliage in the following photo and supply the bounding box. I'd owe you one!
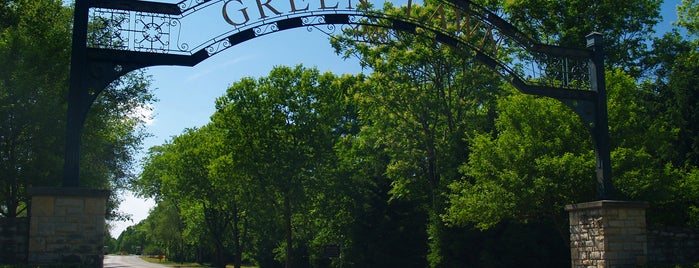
[141,200,194,262]
[0,0,71,218]
[0,0,155,221]
[115,222,148,254]
[676,0,699,39]
[139,126,237,267]
[332,1,505,266]
[136,65,363,267]
[444,86,595,230]
[133,0,699,267]
[444,64,699,229]
[638,6,699,226]
[212,65,352,268]
[503,0,662,75]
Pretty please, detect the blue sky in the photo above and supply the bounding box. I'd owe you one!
[109,0,685,238]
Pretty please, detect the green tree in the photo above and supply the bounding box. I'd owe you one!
[104,226,118,254]
[139,126,240,268]
[676,0,699,38]
[141,200,194,262]
[332,1,502,266]
[332,120,431,267]
[444,86,595,230]
[644,35,699,167]
[213,65,349,267]
[446,67,699,236]
[207,151,251,268]
[636,1,699,226]
[0,0,71,218]
[0,0,155,220]
[503,0,662,75]
[443,70,665,266]
[116,221,149,254]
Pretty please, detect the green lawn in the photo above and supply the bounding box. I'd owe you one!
[139,256,257,268]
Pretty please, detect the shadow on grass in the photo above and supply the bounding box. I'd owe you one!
[139,256,257,268]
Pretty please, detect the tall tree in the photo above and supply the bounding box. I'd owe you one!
[446,66,699,237]
[331,116,432,267]
[141,199,193,262]
[213,65,348,267]
[0,0,71,218]
[503,0,662,75]
[676,0,699,38]
[0,0,155,219]
[636,0,699,226]
[332,1,503,266]
[444,86,595,231]
[140,126,238,268]
[642,0,699,167]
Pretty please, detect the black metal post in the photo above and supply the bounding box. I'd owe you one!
[63,0,90,187]
[586,32,614,199]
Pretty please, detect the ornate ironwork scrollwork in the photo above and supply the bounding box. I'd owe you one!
[528,53,591,90]
[308,24,337,35]
[88,8,130,49]
[86,1,593,91]
[178,0,209,12]
[133,12,175,53]
[304,15,339,35]
[89,8,182,53]
[302,15,327,25]
[254,23,280,36]
[70,0,613,201]
[205,38,232,56]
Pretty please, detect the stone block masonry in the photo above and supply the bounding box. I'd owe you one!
[0,217,28,264]
[565,200,648,268]
[648,226,699,265]
[27,187,110,268]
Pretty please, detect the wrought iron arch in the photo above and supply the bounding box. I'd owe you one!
[66,0,613,199]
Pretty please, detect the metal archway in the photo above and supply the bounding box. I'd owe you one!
[65,0,613,199]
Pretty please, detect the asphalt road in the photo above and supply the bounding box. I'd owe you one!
[104,255,171,268]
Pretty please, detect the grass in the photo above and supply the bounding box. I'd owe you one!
[139,256,257,268]
[640,265,699,268]
[139,256,206,267]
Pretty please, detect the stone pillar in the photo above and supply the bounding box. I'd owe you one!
[0,217,29,264]
[565,200,648,268]
[27,187,110,267]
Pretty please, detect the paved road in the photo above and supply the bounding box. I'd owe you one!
[104,255,171,268]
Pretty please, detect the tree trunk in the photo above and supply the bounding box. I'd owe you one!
[204,205,228,268]
[3,186,19,218]
[233,205,242,268]
[213,236,226,268]
[284,196,293,268]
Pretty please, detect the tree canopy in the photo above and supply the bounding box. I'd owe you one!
[0,0,155,220]
[123,0,699,266]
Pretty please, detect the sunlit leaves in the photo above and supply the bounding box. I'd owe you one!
[445,87,595,229]
[504,0,661,74]
[446,178,516,230]
[676,0,699,38]
[0,0,154,219]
